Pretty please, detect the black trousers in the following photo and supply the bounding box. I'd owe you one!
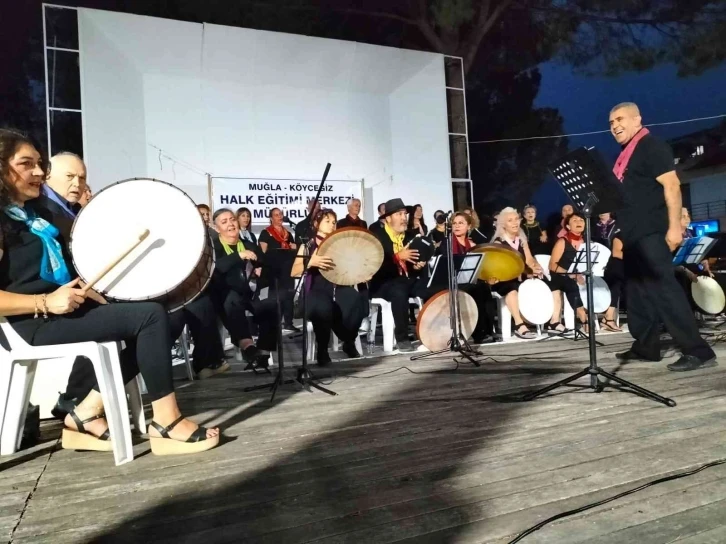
[604,258,624,309]
[372,277,416,342]
[23,302,174,402]
[168,294,225,373]
[306,285,368,349]
[624,233,715,361]
[64,295,224,399]
[549,274,583,310]
[212,288,278,352]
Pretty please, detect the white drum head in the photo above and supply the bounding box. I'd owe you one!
[579,276,611,313]
[519,279,554,325]
[692,277,726,315]
[70,179,207,301]
[590,242,611,277]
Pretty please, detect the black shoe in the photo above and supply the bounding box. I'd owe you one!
[396,340,415,353]
[317,351,332,366]
[342,341,361,359]
[615,350,660,362]
[667,355,717,372]
[242,346,270,372]
[51,393,79,422]
[471,333,494,344]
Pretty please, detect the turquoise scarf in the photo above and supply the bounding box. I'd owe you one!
[4,205,71,285]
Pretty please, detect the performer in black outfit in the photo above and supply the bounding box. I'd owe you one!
[290,209,367,365]
[336,198,367,229]
[429,210,447,247]
[521,204,548,255]
[594,212,618,249]
[609,102,716,371]
[369,198,424,352]
[602,232,624,331]
[368,202,387,234]
[462,206,489,244]
[210,208,277,367]
[548,212,590,332]
[0,129,218,454]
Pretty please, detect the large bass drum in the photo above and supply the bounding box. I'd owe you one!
[70,178,214,312]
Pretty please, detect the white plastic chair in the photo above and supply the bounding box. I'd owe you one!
[492,292,512,341]
[0,318,144,466]
[306,322,363,361]
[369,299,395,353]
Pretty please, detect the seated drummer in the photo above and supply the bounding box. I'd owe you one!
[0,128,218,454]
[490,207,565,339]
[209,208,277,368]
[290,209,368,365]
[369,198,424,352]
[432,212,495,343]
[37,155,226,416]
[548,212,591,333]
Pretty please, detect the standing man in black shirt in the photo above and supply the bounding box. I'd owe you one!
[610,102,715,372]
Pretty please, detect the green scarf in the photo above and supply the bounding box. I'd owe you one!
[220,238,245,255]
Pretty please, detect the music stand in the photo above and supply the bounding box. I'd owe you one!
[542,245,605,345]
[411,224,483,366]
[244,164,337,400]
[673,236,716,266]
[426,254,483,288]
[524,147,675,408]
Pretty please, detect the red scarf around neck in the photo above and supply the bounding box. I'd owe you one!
[613,127,650,182]
[452,236,473,255]
[265,225,291,249]
[565,231,583,247]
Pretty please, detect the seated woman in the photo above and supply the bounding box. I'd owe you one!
[490,207,564,339]
[434,211,495,343]
[209,208,277,369]
[602,232,624,331]
[548,212,591,333]
[258,207,297,332]
[0,129,218,455]
[291,209,368,365]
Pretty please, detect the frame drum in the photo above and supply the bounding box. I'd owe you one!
[316,227,384,286]
[70,178,214,312]
[691,277,726,315]
[470,244,525,282]
[519,278,554,325]
[579,276,611,313]
[416,290,478,351]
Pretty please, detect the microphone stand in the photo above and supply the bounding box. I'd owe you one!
[244,164,337,400]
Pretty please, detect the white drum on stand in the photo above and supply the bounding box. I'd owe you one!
[70,178,214,312]
[519,278,554,325]
[579,276,611,313]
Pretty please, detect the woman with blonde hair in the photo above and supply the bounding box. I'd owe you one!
[490,207,565,338]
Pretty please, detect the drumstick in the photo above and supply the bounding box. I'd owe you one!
[81,229,150,293]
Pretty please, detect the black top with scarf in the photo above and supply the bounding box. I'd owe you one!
[0,202,77,337]
[369,228,415,294]
[211,236,264,298]
[35,188,81,242]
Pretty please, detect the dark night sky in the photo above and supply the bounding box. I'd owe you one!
[525,61,726,217]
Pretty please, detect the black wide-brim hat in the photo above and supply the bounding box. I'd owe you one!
[384,198,408,217]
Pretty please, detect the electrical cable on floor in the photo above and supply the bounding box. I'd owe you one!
[507,457,726,543]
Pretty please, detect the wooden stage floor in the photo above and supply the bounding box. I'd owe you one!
[3,330,726,544]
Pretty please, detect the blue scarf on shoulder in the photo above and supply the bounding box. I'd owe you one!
[3,205,71,285]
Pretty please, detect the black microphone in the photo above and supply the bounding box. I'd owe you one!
[283,215,297,228]
[436,211,453,225]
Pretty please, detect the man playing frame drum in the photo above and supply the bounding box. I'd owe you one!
[369,198,425,352]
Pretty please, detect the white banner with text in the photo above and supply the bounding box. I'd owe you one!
[211,177,364,225]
